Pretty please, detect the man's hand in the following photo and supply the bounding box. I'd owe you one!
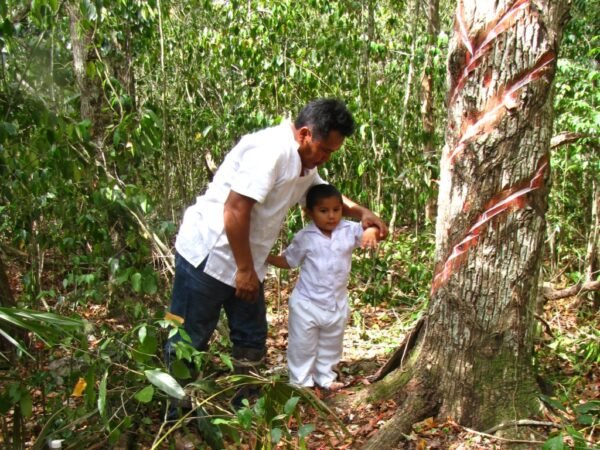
[234,268,260,302]
[360,211,389,240]
[342,195,389,240]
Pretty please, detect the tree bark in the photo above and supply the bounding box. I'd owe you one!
[363,1,571,448]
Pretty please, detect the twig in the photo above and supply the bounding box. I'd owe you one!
[534,314,555,338]
[462,426,545,445]
[484,419,556,434]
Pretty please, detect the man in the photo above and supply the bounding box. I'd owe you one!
[165,98,387,400]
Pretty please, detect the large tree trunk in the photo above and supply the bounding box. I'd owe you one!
[362,1,570,448]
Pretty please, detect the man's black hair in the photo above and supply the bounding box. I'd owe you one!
[306,184,343,210]
[294,98,355,140]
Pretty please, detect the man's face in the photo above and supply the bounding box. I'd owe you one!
[297,128,345,170]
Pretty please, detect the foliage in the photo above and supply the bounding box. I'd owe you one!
[350,227,435,307]
[547,2,599,279]
[0,0,597,447]
[0,307,85,358]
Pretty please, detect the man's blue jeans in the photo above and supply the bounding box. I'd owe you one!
[164,253,268,364]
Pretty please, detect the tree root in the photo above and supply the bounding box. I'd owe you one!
[360,377,439,450]
[369,318,424,382]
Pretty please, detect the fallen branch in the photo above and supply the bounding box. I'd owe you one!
[462,426,545,445]
[542,280,600,301]
[0,243,28,260]
[484,419,556,434]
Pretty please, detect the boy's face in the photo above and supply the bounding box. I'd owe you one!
[307,196,343,234]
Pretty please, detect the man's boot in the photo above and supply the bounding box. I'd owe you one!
[230,346,265,409]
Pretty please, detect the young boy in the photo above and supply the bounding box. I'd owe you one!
[267,184,380,390]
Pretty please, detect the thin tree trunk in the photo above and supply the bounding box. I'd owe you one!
[0,255,16,309]
[584,169,599,303]
[67,1,93,124]
[396,0,421,159]
[422,0,440,224]
[362,2,571,448]
[67,0,106,144]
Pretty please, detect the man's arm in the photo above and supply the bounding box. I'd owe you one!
[342,195,389,239]
[223,191,260,302]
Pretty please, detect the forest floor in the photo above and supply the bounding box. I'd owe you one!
[2,266,599,449]
[250,277,600,450]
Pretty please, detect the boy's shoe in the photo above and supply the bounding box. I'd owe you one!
[324,381,345,391]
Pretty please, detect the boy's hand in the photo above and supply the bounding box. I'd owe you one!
[361,226,380,249]
[267,254,291,269]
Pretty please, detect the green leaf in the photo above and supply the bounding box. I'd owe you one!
[138,325,147,344]
[540,395,567,412]
[576,414,594,425]
[543,434,565,450]
[298,423,315,439]
[236,406,253,429]
[271,427,282,444]
[80,0,97,21]
[0,327,33,358]
[0,393,12,415]
[357,161,366,176]
[142,274,158,295]
[139,333,157,355]
[574,400,600,414]
[19,391,32,418]
[171,359,192,380]
[134,385,154,403]
[284,396,299,415]
[219,352,233,371]
[144,369,185,399]
[98,370,108,418]
[131,273,142,292]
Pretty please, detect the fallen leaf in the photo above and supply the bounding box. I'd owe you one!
[71,377,87,397]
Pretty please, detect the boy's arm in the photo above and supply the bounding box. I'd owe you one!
[267,254,291,269]
[360,226,381,249]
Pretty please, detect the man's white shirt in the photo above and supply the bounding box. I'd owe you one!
[175,120,324,287]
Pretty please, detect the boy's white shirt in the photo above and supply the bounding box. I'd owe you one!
[283,219,363,311]
[175,120,324,287]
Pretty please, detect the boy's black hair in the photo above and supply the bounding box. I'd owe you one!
[305,184,343,210]
[294,98,355,140]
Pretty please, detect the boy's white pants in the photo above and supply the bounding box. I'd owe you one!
[287,291,350,388]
